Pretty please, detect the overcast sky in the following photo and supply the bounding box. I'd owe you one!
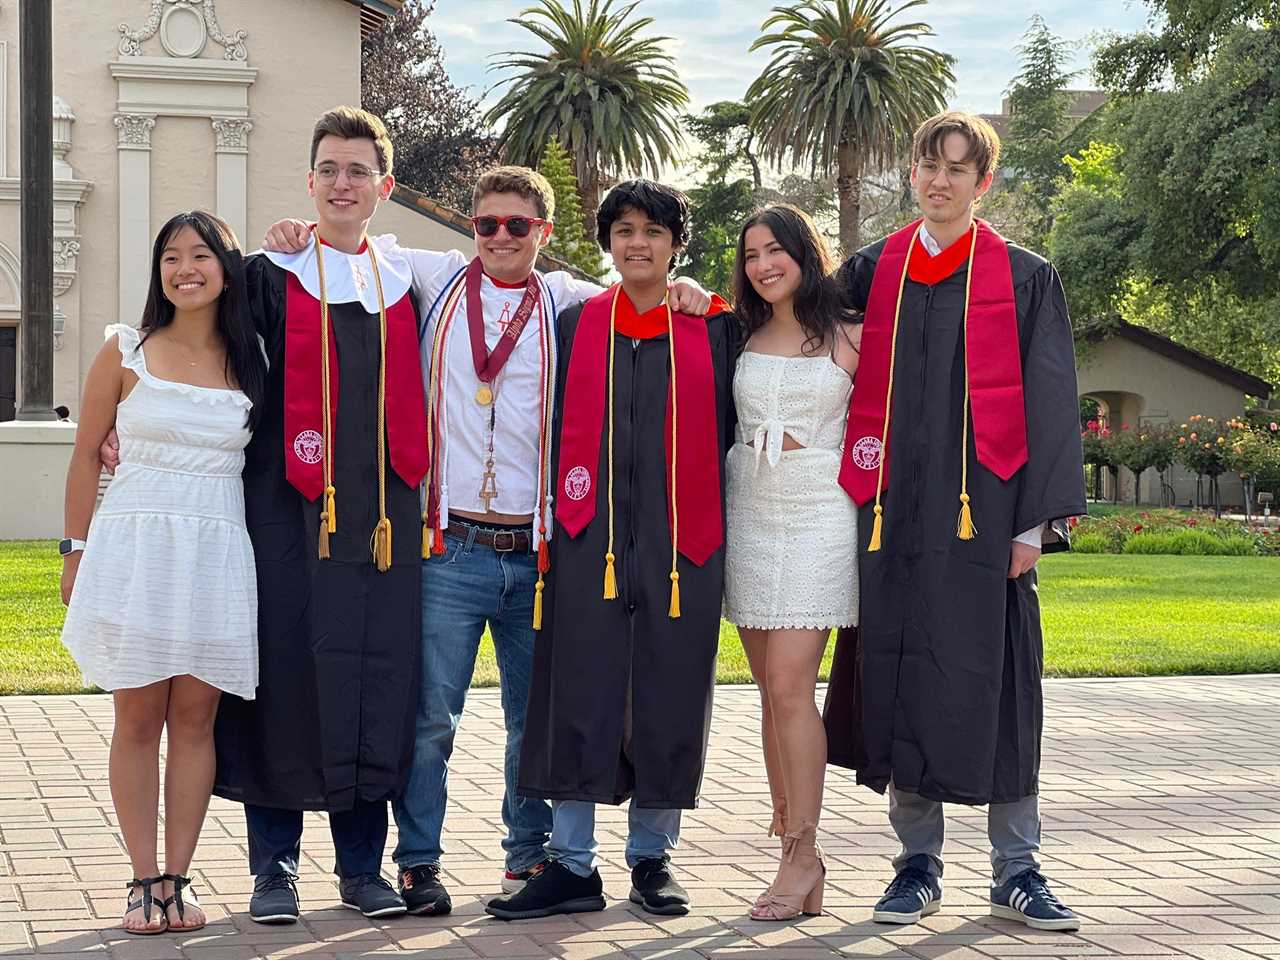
[428,1,1156,116]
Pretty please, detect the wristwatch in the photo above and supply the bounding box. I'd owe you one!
[58,538,86,557]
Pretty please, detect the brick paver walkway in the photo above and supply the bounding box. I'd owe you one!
[2,676,1278,958]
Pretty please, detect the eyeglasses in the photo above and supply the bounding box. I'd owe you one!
[313,163,382,186]
[916,158,979,180]
[471,215,548,238]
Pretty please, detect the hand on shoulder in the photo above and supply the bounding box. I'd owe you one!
[262,219,314,253]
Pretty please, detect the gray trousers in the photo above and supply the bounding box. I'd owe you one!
[888,782,1041,887]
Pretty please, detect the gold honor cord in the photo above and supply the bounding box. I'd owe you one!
[603,289,619,600]
[315,235,337,559]
[867,226,919,553]
[312,234,393,570]
[665,299,680,619]
[368,242,393,572]
[956,223,980,542]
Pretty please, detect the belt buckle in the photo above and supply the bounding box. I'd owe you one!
[492,530,517,553]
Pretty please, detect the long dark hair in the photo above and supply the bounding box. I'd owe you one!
[139,211,265,429]
[732,204,858,355]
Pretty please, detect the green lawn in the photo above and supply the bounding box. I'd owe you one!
[3,542,1277,695]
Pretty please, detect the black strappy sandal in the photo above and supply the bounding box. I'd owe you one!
[161,873,206,932]
[123,875,168,935]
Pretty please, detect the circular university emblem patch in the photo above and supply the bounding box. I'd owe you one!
[850,436,884,471]
[564,465,592,501]
[293,430,324,465]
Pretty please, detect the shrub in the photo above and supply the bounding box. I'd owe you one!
[1122,531,1255,556]
[1070,532,1110,553]
[1072,507,1276,556]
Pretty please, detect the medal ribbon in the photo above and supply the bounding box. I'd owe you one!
[464,257,540,386]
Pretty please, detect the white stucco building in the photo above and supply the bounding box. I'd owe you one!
[0,0,518,535]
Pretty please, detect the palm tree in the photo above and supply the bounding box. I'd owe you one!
[747,0,955,253]
[485,0,690,236]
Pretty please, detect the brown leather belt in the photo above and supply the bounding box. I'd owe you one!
[444,520,531,553]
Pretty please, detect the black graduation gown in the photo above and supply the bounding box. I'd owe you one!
[822,238,1086,806]
[213,254,422,813]
[517,305,739,809]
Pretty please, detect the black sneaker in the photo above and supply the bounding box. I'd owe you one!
[249,872,299,924]
[339,873,407,918]
[485,860,605,920]
[399,864,452,916]
[629,857,690,916]
[871,865,942,925]
[990,869,1081,931]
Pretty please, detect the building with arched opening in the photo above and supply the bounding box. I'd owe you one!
[1077,322,1273,508]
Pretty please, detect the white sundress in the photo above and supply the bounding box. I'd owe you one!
[60,324,258,698]
[723,351,859,630]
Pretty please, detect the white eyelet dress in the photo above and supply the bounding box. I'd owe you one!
[60,324,258,698]
[723,352,859,630]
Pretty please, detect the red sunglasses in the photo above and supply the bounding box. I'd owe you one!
[471,215,549,238]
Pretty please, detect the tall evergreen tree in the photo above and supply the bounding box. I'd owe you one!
[539,139,607,279]
[1000,15,1081,244]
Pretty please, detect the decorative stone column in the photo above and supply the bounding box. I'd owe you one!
[212,117,252,243]
[115,113,156,326]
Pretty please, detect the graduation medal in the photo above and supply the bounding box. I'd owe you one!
[464,259,540,406]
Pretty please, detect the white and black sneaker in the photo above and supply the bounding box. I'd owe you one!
[990,869,1081,931]
[502,859,550,894]
[871,865,942,925]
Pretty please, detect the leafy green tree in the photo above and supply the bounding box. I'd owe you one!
[1050,14,1280,382]
[361,0,498,211]
[1093,0,1278,91]
[485,0,689,236]
[538,139,606,278]
[683,178,757,297]
[745,0,955,254]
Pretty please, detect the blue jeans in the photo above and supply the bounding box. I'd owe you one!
[549,800,682,877]
[391,526,553,873]
[888,782,1041,886]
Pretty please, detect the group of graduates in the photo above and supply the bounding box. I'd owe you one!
[66,102,1087,935]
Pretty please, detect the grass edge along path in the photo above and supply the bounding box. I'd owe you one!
[2,542,1277,694]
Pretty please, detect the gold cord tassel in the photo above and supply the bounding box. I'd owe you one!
[956,224,980,544]
[865,228,916,555]
[533,576,545,630]
[421,512,431,559]
[602,290,620,602]
[956,493,976,540]
[665,299,681,619]
[316,235,337,558]
[374,518,392,572]
[868,504,884,552]
[603,552,618,599]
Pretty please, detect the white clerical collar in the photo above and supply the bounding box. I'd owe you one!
[261,233,412,310]
[918,224,942,257]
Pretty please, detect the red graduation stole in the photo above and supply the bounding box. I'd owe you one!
[282,270,430,502]
[558,286,724,569]
[839,218,1028,518]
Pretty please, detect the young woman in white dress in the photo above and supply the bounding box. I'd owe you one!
[60,211,265,935]
[723,205,862,920]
